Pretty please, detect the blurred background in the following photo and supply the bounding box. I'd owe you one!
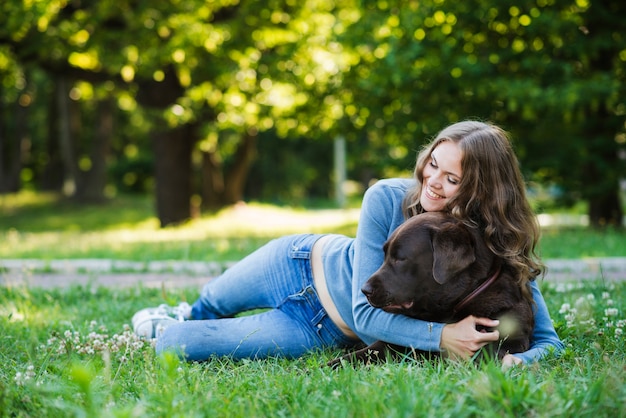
[0,0,624,229]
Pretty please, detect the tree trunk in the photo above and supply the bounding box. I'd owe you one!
[200,150,225,210]
[135,66,192,227]
[0,92,4,191]
[224,131,257,203]
[582,0,624,228]
[588,189,622,228]
[76,97,113,201]
[0,92,26,193]
[153,122,194,226]
[581,105,623,228]
[201,131,258,209]
[41,83,64,191]
[56,77,78,196]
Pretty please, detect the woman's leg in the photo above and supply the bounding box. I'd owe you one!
[157,234,357,360]
[189,234,314,320]
[158,292,330,360]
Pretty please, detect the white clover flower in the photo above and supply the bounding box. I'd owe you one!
[602,292,610,299]
[14,372,24,386]
[41,321,151,363]
[605,308,619,317]
[555,284,567,293]
[615,328,623,337]
[15,365,36,386]
[559,303,571,314]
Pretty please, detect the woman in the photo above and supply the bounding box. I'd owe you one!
[132,120,563,368]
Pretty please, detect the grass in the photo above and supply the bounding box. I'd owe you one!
[1,192,624,262]
[1,281,624,417]
[1,191,625,416]
[0,192,361,262]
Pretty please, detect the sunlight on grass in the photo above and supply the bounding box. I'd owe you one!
[87,203,361,241]
[1,191,625,261]
[0,288,66,328]
[172,203,361,237]
[0,202,361,261]
[0,191,60,212]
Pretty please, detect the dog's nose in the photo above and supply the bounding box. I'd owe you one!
[361,282,374,297]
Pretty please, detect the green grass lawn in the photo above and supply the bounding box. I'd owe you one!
[1,192,624,262]
[1,192,625,416]
[1,281,624,417]
[0,192,362,262]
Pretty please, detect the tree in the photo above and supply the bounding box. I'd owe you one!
[0,0,362,226]
[0,46,27,193]
[335,0,625,227]
[485,0,625,227]
[1,0,623,229]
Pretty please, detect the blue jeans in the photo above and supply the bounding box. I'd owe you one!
[156,234,359,361]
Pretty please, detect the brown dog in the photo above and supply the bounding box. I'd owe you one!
[327,212,534,368]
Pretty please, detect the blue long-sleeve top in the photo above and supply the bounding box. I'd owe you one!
[322,178,564,364]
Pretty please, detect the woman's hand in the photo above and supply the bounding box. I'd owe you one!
[440,315,500,360]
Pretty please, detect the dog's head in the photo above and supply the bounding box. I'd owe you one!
[361,212,494,321]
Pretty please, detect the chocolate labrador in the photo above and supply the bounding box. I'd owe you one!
[327,212,534,368]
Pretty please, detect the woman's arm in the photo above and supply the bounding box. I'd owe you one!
[441,281,564,364]
[506,280,565,364]
[350,181,564,362]
[350,180,446,351]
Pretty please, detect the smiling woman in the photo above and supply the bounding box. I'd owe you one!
[419,140,463,212]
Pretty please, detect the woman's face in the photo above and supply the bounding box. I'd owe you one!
[420,140,463,212]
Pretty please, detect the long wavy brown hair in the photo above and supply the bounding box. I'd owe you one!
[403,121,543,300]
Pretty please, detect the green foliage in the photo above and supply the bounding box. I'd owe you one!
[334,0,626,225]
[0,281,624,417]
[0,0,624,223]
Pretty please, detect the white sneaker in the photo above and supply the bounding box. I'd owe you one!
[132,302,192,339]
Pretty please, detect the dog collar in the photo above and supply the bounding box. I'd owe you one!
[452,265,502,315]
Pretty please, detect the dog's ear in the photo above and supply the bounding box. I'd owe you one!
[431,223,476,284]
